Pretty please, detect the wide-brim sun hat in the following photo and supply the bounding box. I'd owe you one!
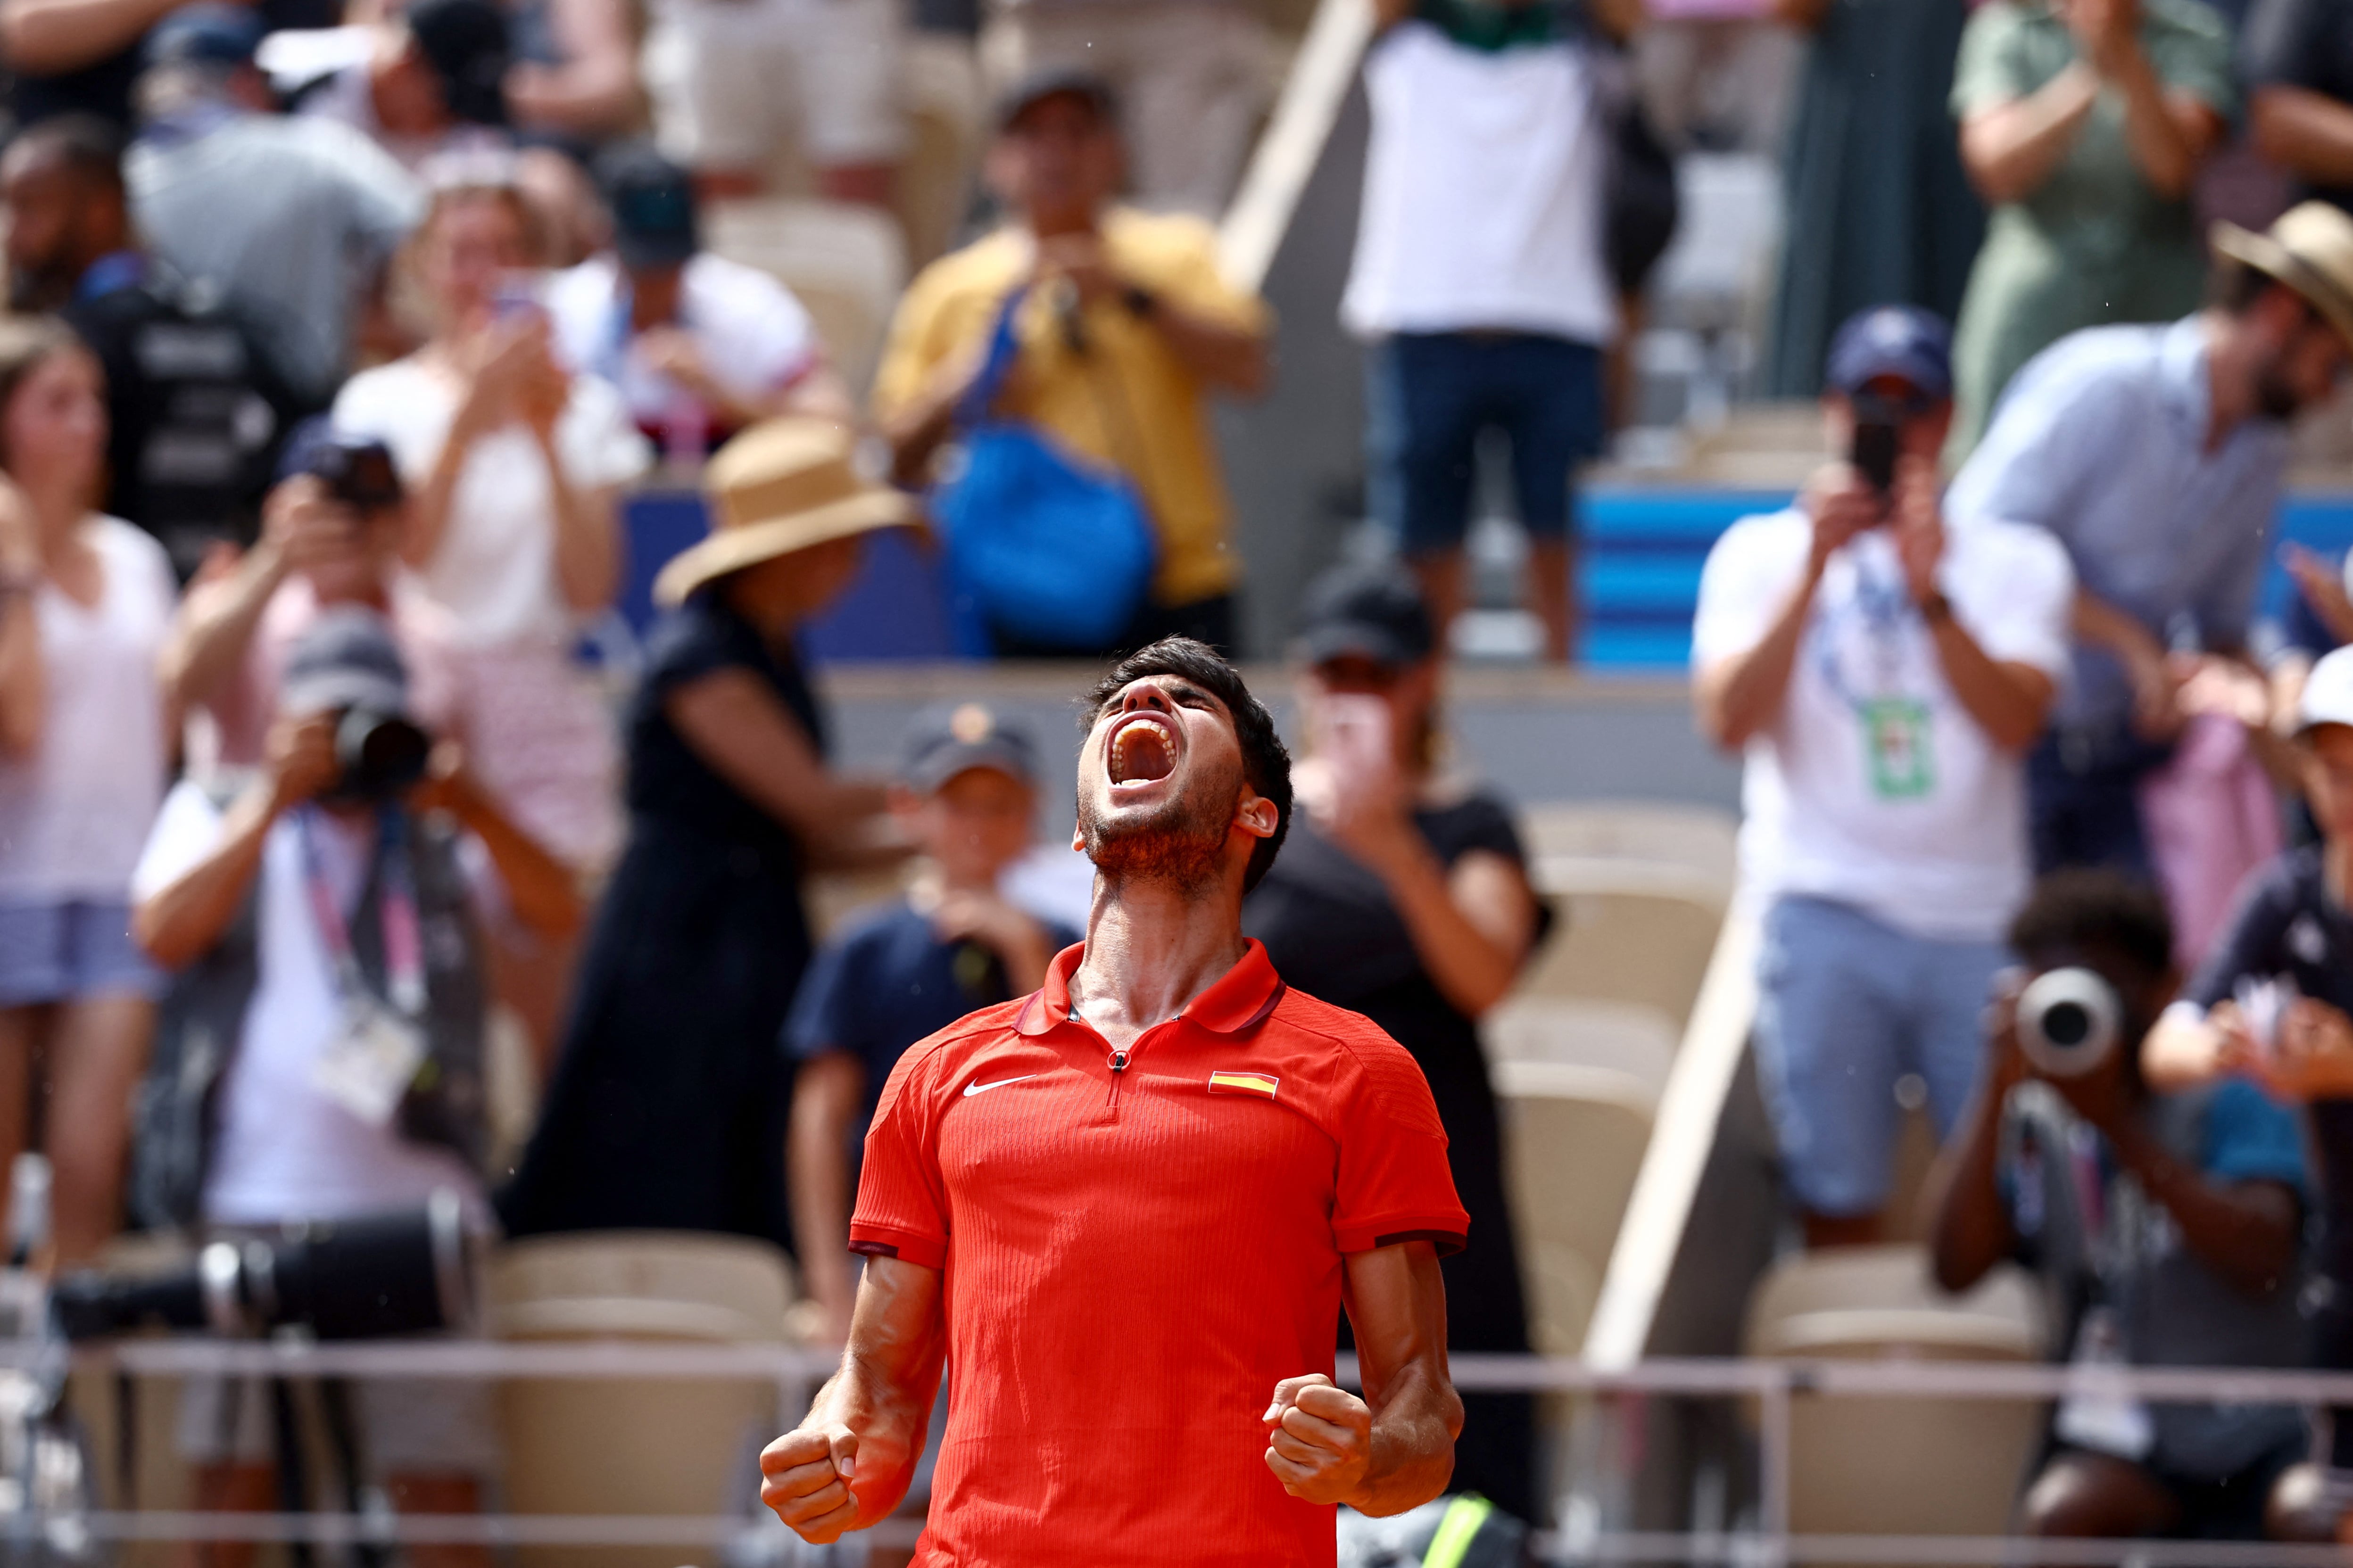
[2212,201,2353,350]
[653,420,921,608]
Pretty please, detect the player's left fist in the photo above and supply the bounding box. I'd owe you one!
[1262,1373,1372,1504]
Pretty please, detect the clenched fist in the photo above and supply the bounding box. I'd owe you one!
[1262,1373,1373,1504]
[760,1423,862,1544]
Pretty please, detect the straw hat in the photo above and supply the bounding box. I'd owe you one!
[2212,201,2353,348]
[653,420,919,608]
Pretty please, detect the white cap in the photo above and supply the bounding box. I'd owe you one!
[2299,645,2353,734]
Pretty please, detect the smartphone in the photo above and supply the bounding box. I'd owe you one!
[1317,694,1392,784]
[490,272,546,324]
[1850,402,1901,495]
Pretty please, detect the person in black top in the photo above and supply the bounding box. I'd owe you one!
[2246,0,2353,215]
[2146,643,2353,1538]
[0,0,335,132]
[1242,562,1545,1522]
[1,109,298,577]
[499,420,909,1251]
[785,702,1077,1343]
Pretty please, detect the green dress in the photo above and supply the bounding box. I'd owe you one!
[1945,0,2235,456]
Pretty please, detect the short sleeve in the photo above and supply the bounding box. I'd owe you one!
[556,374,654,490]
[870,264,962,426]
[1956,523,2076,677]
[130,780,229,908]
[317,121,423,254]
[785,929,868,1063]
[2199,1080,2307,1192]
[1330,1033,1468,1255]
[847,1042,953,1269]
[1951,4,2037,118]
[711,263,823,394]
[2185,857,2297,1008]
[2147,0,2237,118]
[1691,514,1807,667]
[1945,345,2133,545]
[1143,217,1272,337]
[639,597,768,697]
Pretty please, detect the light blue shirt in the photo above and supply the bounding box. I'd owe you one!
[1946,315,2289,731]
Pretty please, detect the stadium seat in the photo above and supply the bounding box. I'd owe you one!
[1743,1245,2050,1549]
[1482,995,1678,1101]
[489,1232,798,1568]
[702,198,910,396]
[1495,1059,1657,1355]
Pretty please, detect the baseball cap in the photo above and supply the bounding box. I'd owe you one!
[2298,645,2353,734]
[1294,563,1436,669]
[281,607,413,720]
[1826,305,1954,403]
[144,3,264,68]
[996,66,1117,135]
[597,143,698,271]
[902,702,1040,793]
[406,0,510,128]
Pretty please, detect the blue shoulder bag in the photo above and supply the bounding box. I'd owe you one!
[930,285,1160,652]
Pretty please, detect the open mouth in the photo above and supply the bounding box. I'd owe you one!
[1107,716,1177,789]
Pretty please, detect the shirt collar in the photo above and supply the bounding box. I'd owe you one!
[1017,939,1286,1037]
[2158,314,2215,439]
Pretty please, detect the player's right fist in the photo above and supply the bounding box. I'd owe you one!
[760,1423,861,1543]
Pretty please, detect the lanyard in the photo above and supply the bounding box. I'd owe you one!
[298,808,426,1018]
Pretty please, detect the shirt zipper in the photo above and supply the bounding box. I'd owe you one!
[1103,1021,1173,1113]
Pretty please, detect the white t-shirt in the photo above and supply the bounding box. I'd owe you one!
[331,360,652,647]
[1690,510,2076,941]
[544,252,822,433]
[130,783,488,1224]
[1341,23,1616,344]
[0,519,175,902]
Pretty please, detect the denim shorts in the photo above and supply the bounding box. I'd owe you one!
[1752,896,2007,1218]
[0,899,160,1007]
[1366,330,1606,553]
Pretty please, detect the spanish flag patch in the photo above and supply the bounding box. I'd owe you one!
[1207,1070,1279,1099]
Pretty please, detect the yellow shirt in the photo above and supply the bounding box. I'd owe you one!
[872,208,1270,609]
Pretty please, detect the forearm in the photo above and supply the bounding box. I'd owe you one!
[786,1061,862,1330]
[0,0,180,73]
[1349,1362,1462,1517]
[507,56,638,134]
[2253,85,2353,187]
[2072,587,2165,669]
[2106,1121,2297,1292]
[1372,842,1523,1017]
[807,1266,948,1525]
[1926,1073,2019,1292]
[1144,304,1269,398]
[1961,67,2100,203]
[161,545,286,713]
[444,784,582,942]
[133,784,276,968]
[1697,568,1822,750]
[1928,621,2051,751]
[407,424,474,572]
[539,437,620,614]
[881,378,966,488]
[2110,48,2205,198]
[0,594,43,759]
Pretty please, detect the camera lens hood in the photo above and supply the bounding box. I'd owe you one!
[2016,966,2122,1080]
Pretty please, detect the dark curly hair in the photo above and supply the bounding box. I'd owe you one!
[1080,637,1292,892]
[2008,869,2175,982]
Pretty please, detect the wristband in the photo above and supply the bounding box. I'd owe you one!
[1918,591,1954,626]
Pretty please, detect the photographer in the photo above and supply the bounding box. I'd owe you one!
[128,610,577,1566]
[1692,304,2072,1247]
[1927,872,2306,1541]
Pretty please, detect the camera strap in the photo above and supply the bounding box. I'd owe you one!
[297,808,427,1019]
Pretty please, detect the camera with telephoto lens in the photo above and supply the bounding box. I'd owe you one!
[305,436,404,515]
[331,706,431,805]
[2015,966,2124,1080]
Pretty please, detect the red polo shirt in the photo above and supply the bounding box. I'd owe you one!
[848,939,1467,1567]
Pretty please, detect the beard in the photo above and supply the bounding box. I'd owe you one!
[2255,359,2305,422]
[1077,758,1237,894]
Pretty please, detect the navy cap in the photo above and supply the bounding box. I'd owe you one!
[902,702,1040,792]
[1825,305,1954,402]
[144,2,263,67]
[282,606,412,720]
[407,0,509,128]
[278,418,404,510]
[996,66,1118,135]
[1295,562,1436,669]
[596,143,698,271]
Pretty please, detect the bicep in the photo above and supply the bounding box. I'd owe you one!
[1446,850,1538,966]
[663,668,835,836]
[794,1051,868,1132]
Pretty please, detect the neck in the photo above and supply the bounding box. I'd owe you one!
[1072,871,1248,1033]
[2327,834,2353,908]
[21,485,83,557]
[1028,207,1101,242]
[2202,309,2256,448]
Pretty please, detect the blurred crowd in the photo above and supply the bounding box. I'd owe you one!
[6,0,2353,1551]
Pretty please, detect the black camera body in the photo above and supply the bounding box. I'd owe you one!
[331,707,431,805]
[1849,393,1904,495]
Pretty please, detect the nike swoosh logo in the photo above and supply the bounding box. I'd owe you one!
[963,1074,1038,1098]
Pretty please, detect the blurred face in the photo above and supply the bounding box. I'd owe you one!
[2252,294,2351,420]
[2,347,106,500]
[1301,654,1437,767]
[625,262,685,328]
[1075,673,1268,890]
[1822,376,1954,471]
[903,766,1036,886]
[2302,724,2353,841]
[420,191,529,326]
[1,150,106,312]
[986,95,1122,233]
[722,534,867,630]
[312,503,412,603]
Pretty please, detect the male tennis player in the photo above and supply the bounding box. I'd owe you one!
[760,638,1467,1565]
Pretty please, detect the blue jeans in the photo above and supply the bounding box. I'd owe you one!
[1365,331,1605,553]
[1754,896,2007,1217]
